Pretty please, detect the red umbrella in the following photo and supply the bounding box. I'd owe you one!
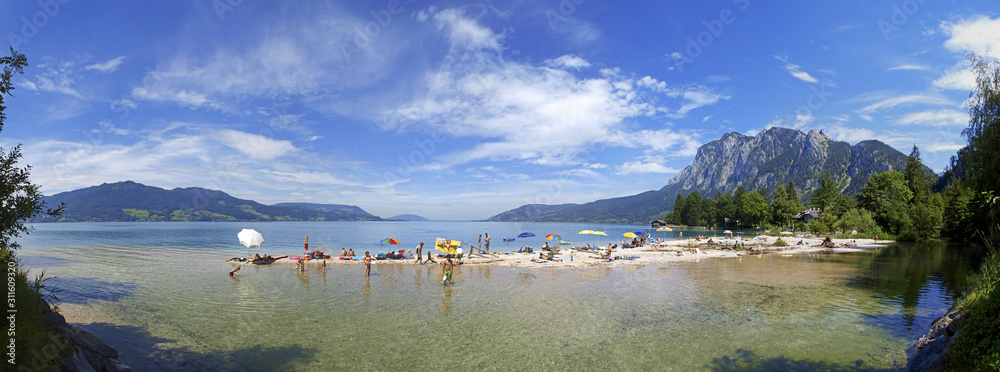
[380,238,400,245]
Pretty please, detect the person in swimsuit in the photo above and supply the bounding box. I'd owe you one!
[442,256,454,286]
[364,251,372,277]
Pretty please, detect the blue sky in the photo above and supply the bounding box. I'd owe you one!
[2,1,997,220]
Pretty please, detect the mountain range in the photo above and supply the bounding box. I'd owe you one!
[388,214,430,221]
[31,127,919,224]
[32,181,382,222]
[488,127,916,223]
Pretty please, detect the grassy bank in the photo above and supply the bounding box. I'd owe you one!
[3,253,74,370]
[941,241,1000,370]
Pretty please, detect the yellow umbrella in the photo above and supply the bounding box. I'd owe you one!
[435,238,460,255]
[623,232,638,238]
[578,230,595,235]
[656,227,673,232]
[594,231,607,236]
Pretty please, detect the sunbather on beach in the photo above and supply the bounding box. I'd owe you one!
[348,248,355,256]
[341,248,347,257]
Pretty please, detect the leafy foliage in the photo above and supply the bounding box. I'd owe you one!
[1,47,72,370]
[857,171,913,235]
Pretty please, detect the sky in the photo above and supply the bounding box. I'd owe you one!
[1,1,998,220]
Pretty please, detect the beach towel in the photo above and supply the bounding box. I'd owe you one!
[435,238,460,255]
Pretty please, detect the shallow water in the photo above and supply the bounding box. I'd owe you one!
[17,222,978,371]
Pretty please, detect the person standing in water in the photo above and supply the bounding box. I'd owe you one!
[415,242,424,265]
[363,251,372,277]
[442,256,454,286]
[484,233,491,253]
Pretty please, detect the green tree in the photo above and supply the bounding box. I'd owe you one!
[1,47,62,255]
[810,173,840,212]
[682,191,703,226]
[672,194,685,225]
[943,180,975,237]
[832,207,881,234]
[964,53,1000,194]
[857,171,913,235]
[739,191,769,228]
[908,202,942,241]
[704,193,720,228]
[959,53,1000,239]
[771,183,803,228]
[905,145,932,203]
[715,192,736,228]
[1,47,67,369]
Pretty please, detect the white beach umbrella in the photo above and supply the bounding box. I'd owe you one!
[239,229,265,255]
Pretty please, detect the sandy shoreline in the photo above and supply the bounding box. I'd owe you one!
[235,235,892,270]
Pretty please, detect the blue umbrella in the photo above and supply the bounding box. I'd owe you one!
[517,232,535,238]
[633,230,647,236]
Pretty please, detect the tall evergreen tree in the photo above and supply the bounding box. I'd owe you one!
[672,194,685,225]
[811,173,839,212]
[905,145,932,204]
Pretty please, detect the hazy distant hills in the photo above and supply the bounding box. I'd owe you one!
[489,127,916,223]
[33,181,382,222]
[388,214,430,221]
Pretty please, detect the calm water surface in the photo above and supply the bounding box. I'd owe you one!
[17,222,980,371]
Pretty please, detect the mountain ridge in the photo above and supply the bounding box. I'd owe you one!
[489,127,918,223]
[33,181,383,222]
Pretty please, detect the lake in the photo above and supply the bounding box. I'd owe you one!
[16,222,981,371]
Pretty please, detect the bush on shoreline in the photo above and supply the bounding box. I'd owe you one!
[2,253,73,369]
[941,239,1000,370]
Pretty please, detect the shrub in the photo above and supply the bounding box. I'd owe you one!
[943,240,1000,370]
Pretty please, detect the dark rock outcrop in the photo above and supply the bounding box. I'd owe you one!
[40,303,133,372]
[909,308,965,371]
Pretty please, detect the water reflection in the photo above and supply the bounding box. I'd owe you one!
[441,286,453,316]
[824,241,982,339]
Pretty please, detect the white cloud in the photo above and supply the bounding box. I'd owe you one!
[775,55,819,84]
[823,124,876,144]
[933,61,976,91]
[549,16,602,46]
[925,142,966,152]
[941,15,1000,55]
[128,3,401,111]
[616,161,680,175]
[894,109,968,127]
[85,56,126,73]
[888,65,930,71]
[705,75,732,83]
[21,61,82,98]
[789,69,819,83]
[215,129,298,161]
[858,114,873,121]
[382,10,718,171]
[433,8,504,52]
[132,86,216,109]
[857,93,953,113]
[21,124,374,206]
[546,55,591,69]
